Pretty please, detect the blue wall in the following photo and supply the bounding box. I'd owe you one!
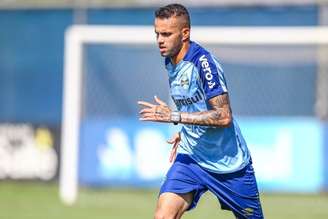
[0,10,72,124]
[79,117,324,192]
[0,6,319,124]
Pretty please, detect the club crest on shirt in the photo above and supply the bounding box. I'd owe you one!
[180,74,189,89]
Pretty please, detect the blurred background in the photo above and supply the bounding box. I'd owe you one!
[1,0,328,218]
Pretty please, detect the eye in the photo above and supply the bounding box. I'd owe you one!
[162,32,172,37]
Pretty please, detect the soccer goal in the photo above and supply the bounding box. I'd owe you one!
[60,25,328,205]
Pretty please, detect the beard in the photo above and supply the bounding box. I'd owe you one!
[159,42,182,58]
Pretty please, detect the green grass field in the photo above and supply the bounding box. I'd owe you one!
[0,182,328,219]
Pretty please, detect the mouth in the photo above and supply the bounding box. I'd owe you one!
[159,46,166,53]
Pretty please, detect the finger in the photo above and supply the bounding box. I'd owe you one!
[138,101,155,108]
[169,150,175,163]
[139,118,168,123]
[139,117,155,121]
[169,142,179,163]
[167,138,175,144]
[166,133,180,144]
[154,96,168,106]
[169,137,179,162]
[167,136,178,144]
[139,108,154,114]
[173,133,180,140]
[139,113,155,119]
[139,112,160,120]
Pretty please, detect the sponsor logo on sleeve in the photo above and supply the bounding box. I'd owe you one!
[199,54,216,89]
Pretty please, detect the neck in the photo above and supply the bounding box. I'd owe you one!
[171,41,190,65]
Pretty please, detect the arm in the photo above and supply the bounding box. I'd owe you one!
[180,93,232,127]
[138,93,232,128]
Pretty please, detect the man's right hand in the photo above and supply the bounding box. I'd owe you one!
[167,132,181,163]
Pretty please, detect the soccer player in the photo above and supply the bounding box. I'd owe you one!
[138,3,264,219]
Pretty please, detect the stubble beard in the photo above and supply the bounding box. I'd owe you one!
[160,42,182,59]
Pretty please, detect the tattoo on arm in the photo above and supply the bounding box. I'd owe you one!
[180,93,232,127]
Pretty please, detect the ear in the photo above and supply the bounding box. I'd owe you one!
[181,27,190,42]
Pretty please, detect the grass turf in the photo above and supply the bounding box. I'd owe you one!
[0,182,328,219]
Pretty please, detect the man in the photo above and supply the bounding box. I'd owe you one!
[138,3,264,219]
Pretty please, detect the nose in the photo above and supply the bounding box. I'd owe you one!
[157,34,164,44]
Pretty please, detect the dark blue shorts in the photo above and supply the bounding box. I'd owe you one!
[159,154,264,219]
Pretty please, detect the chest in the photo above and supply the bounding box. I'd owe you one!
[168,64,206,110]
[169,64,200,97]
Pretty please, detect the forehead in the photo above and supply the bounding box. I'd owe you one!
[154,17,181,32]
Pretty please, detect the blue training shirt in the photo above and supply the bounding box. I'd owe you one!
[166,41,250,174]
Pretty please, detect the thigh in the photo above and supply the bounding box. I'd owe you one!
[207,163,264,219]
[155,192,194,219]
[159,154,208,211]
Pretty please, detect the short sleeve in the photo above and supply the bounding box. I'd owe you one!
[197,53,228,99]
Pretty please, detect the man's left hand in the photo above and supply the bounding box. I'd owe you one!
[138,96,171,123]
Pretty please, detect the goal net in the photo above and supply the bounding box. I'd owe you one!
[60,25,328,204]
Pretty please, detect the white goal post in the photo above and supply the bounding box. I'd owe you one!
[60,25,328,205]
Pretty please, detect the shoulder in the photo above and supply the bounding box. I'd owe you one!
[184,41,211,65]
[185,42,228,98]
[185,42,224,74]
